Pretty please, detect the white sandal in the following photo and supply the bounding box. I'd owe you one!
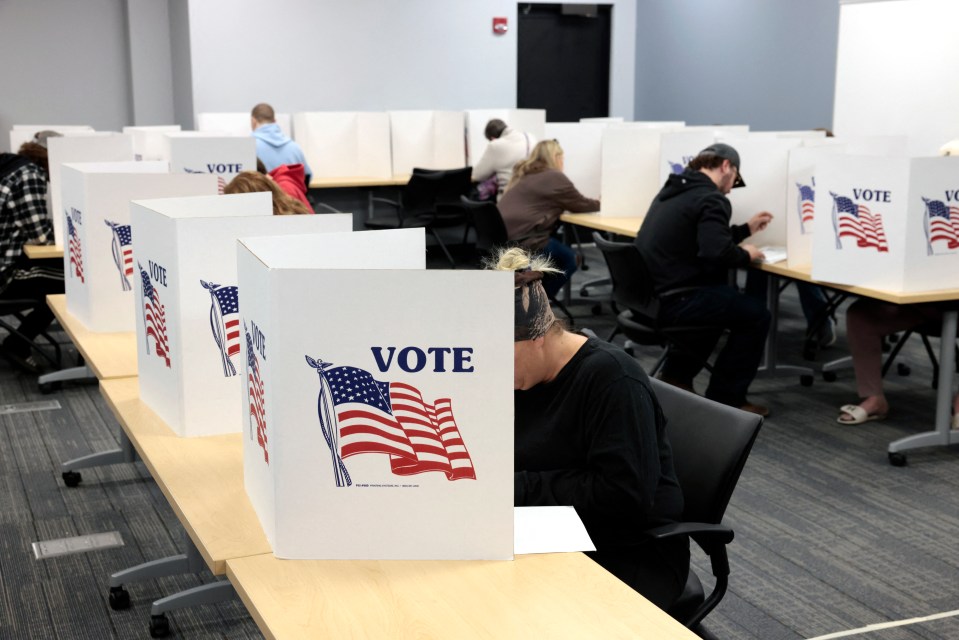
[837,404,887,425]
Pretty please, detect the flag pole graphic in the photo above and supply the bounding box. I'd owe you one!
[201,280,235,376]
[830,192,841,249]
[306,356,351,487]
[922,198,933,256]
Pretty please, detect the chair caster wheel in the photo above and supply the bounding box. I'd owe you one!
[822,371,837,383]
[896,362,911,376]
[624,347,635,357]
[580,288,590,297]
[150,614,170,638]
[39,382,61,394]
[888,452,907,467]
[109,586,130,610]
[800,375,814,387]
[62,471,82,487]
[591,304,602,316]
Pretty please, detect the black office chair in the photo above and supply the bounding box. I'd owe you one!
[0,299,63,372]
[366,167,472,267]
[647,377,764,629]
[593,232,714,376]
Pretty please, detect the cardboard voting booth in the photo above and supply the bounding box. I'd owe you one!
[163,132,256,193]
[812,155,959,292]
[598,125,682,217]
[130,192,352,437]
[197,112,292,138]
[719,135,802,247]
[388,111,466,175]
[61,162,217,332]
[237,228,514,560]
[293,111,392,180]
[9,125,94,153]
[465,109,546,166]
[543,122,607,200]
[657,130,719,186]
[785,146,846,268]
[122,125,181,161]
[48,134,135,245]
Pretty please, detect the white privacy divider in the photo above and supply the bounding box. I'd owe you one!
[131,192,352,438]
[388,110,466,175]
[122,125,181,161]
[9,124,94,153]
[657,130,719,184]
[197,112,292,138]
[61,162,216,332]
[719,134,802,247]
[48,134,135,245]
[598,123,683,217]
[237,227,514,560]
[785,145,846,268]
[543,122,607,200]
[812,155,959,292]
[162,132,256,193]
[293,111,392,180]
[465,108,546,166]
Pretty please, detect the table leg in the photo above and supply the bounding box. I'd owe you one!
[60,426,137,487]
[38,364,94,385]
[887,310,959,464]
[756,272,815,382]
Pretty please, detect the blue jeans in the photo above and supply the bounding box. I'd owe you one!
[540,238,577,299]
[659,284,771,407]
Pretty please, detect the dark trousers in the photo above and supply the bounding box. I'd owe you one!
[587,536,690,612]
[540,237,577,299]
[659,284,770,407]
[0,260,64,348]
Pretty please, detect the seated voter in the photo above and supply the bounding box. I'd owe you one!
[223,171,313,215]
[471,119,535,201]
[267,163,311,209]
[497,140,599,299]
[250,103,312,185]
[635,143,772,417]
[498,247,689,610]
[0,135,65,373]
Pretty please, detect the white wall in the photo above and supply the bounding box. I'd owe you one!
[0,0,133,151]
[186,0,635,119]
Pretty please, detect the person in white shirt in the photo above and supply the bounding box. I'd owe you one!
[471,119,536,200]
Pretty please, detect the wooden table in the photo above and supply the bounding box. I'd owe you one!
[23,243,64,259]
[309,175,410,189]
[46,294,137,380]
[560,212,643,238]
[226,551,698,640]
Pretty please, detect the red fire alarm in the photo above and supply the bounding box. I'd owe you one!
[493,17,508,35]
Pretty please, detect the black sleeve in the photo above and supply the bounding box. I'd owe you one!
[696,195,750,268]
[730,222,751,244]
[514,377,661,529]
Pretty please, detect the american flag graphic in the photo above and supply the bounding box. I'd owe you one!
[246,325,268,464]
[797,182,815,234]
[668,161,684,175]
[139,263,170,367]
[66,214,84,283]
[306,356,476,487]
[185,167,228,194]
[830,192,889,252]
[923,197,959,255]
[105,220,133,291]
[201,280,240,377]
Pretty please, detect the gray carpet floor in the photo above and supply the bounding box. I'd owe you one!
[1,241,957,639]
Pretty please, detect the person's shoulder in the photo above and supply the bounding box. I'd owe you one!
[577,337,649,385]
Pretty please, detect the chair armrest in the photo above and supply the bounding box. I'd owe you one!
[370,196,400,209]
[645,521,734,546]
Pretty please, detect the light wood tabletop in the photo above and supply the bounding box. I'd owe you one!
[560,212,643,237]
[47,294,138,379]
[100,377,272,574]
[23,243,64,259]
[758,262,959,305]
[309,174,410,189]
[226,551,698,640]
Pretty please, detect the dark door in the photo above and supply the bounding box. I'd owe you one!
[517,3,612,122]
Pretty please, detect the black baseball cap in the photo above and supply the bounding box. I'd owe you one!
[699,143,746,188]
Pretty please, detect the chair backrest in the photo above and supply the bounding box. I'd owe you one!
[412,166,473,206]
[460,196,508,253]
[649,378,763,525]
[402,171,446,215]
[592,232,660,322]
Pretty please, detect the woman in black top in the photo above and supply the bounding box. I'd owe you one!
[495,247,689,611]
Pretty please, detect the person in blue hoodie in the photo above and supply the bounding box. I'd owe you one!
[250,103,312,186]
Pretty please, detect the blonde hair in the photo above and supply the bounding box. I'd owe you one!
[504,140,563,192]
[489,246,560,274]
[489,247,562,340]
[223,171,312,215]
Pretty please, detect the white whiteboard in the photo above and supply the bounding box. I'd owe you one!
[833,0,959,156]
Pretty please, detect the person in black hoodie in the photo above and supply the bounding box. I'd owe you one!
[635,143,772,416]
[0,135,64,373]
[497,246,689,611]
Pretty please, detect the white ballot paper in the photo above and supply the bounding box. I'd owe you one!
[758,246,788,265]
[514,506,596,555]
